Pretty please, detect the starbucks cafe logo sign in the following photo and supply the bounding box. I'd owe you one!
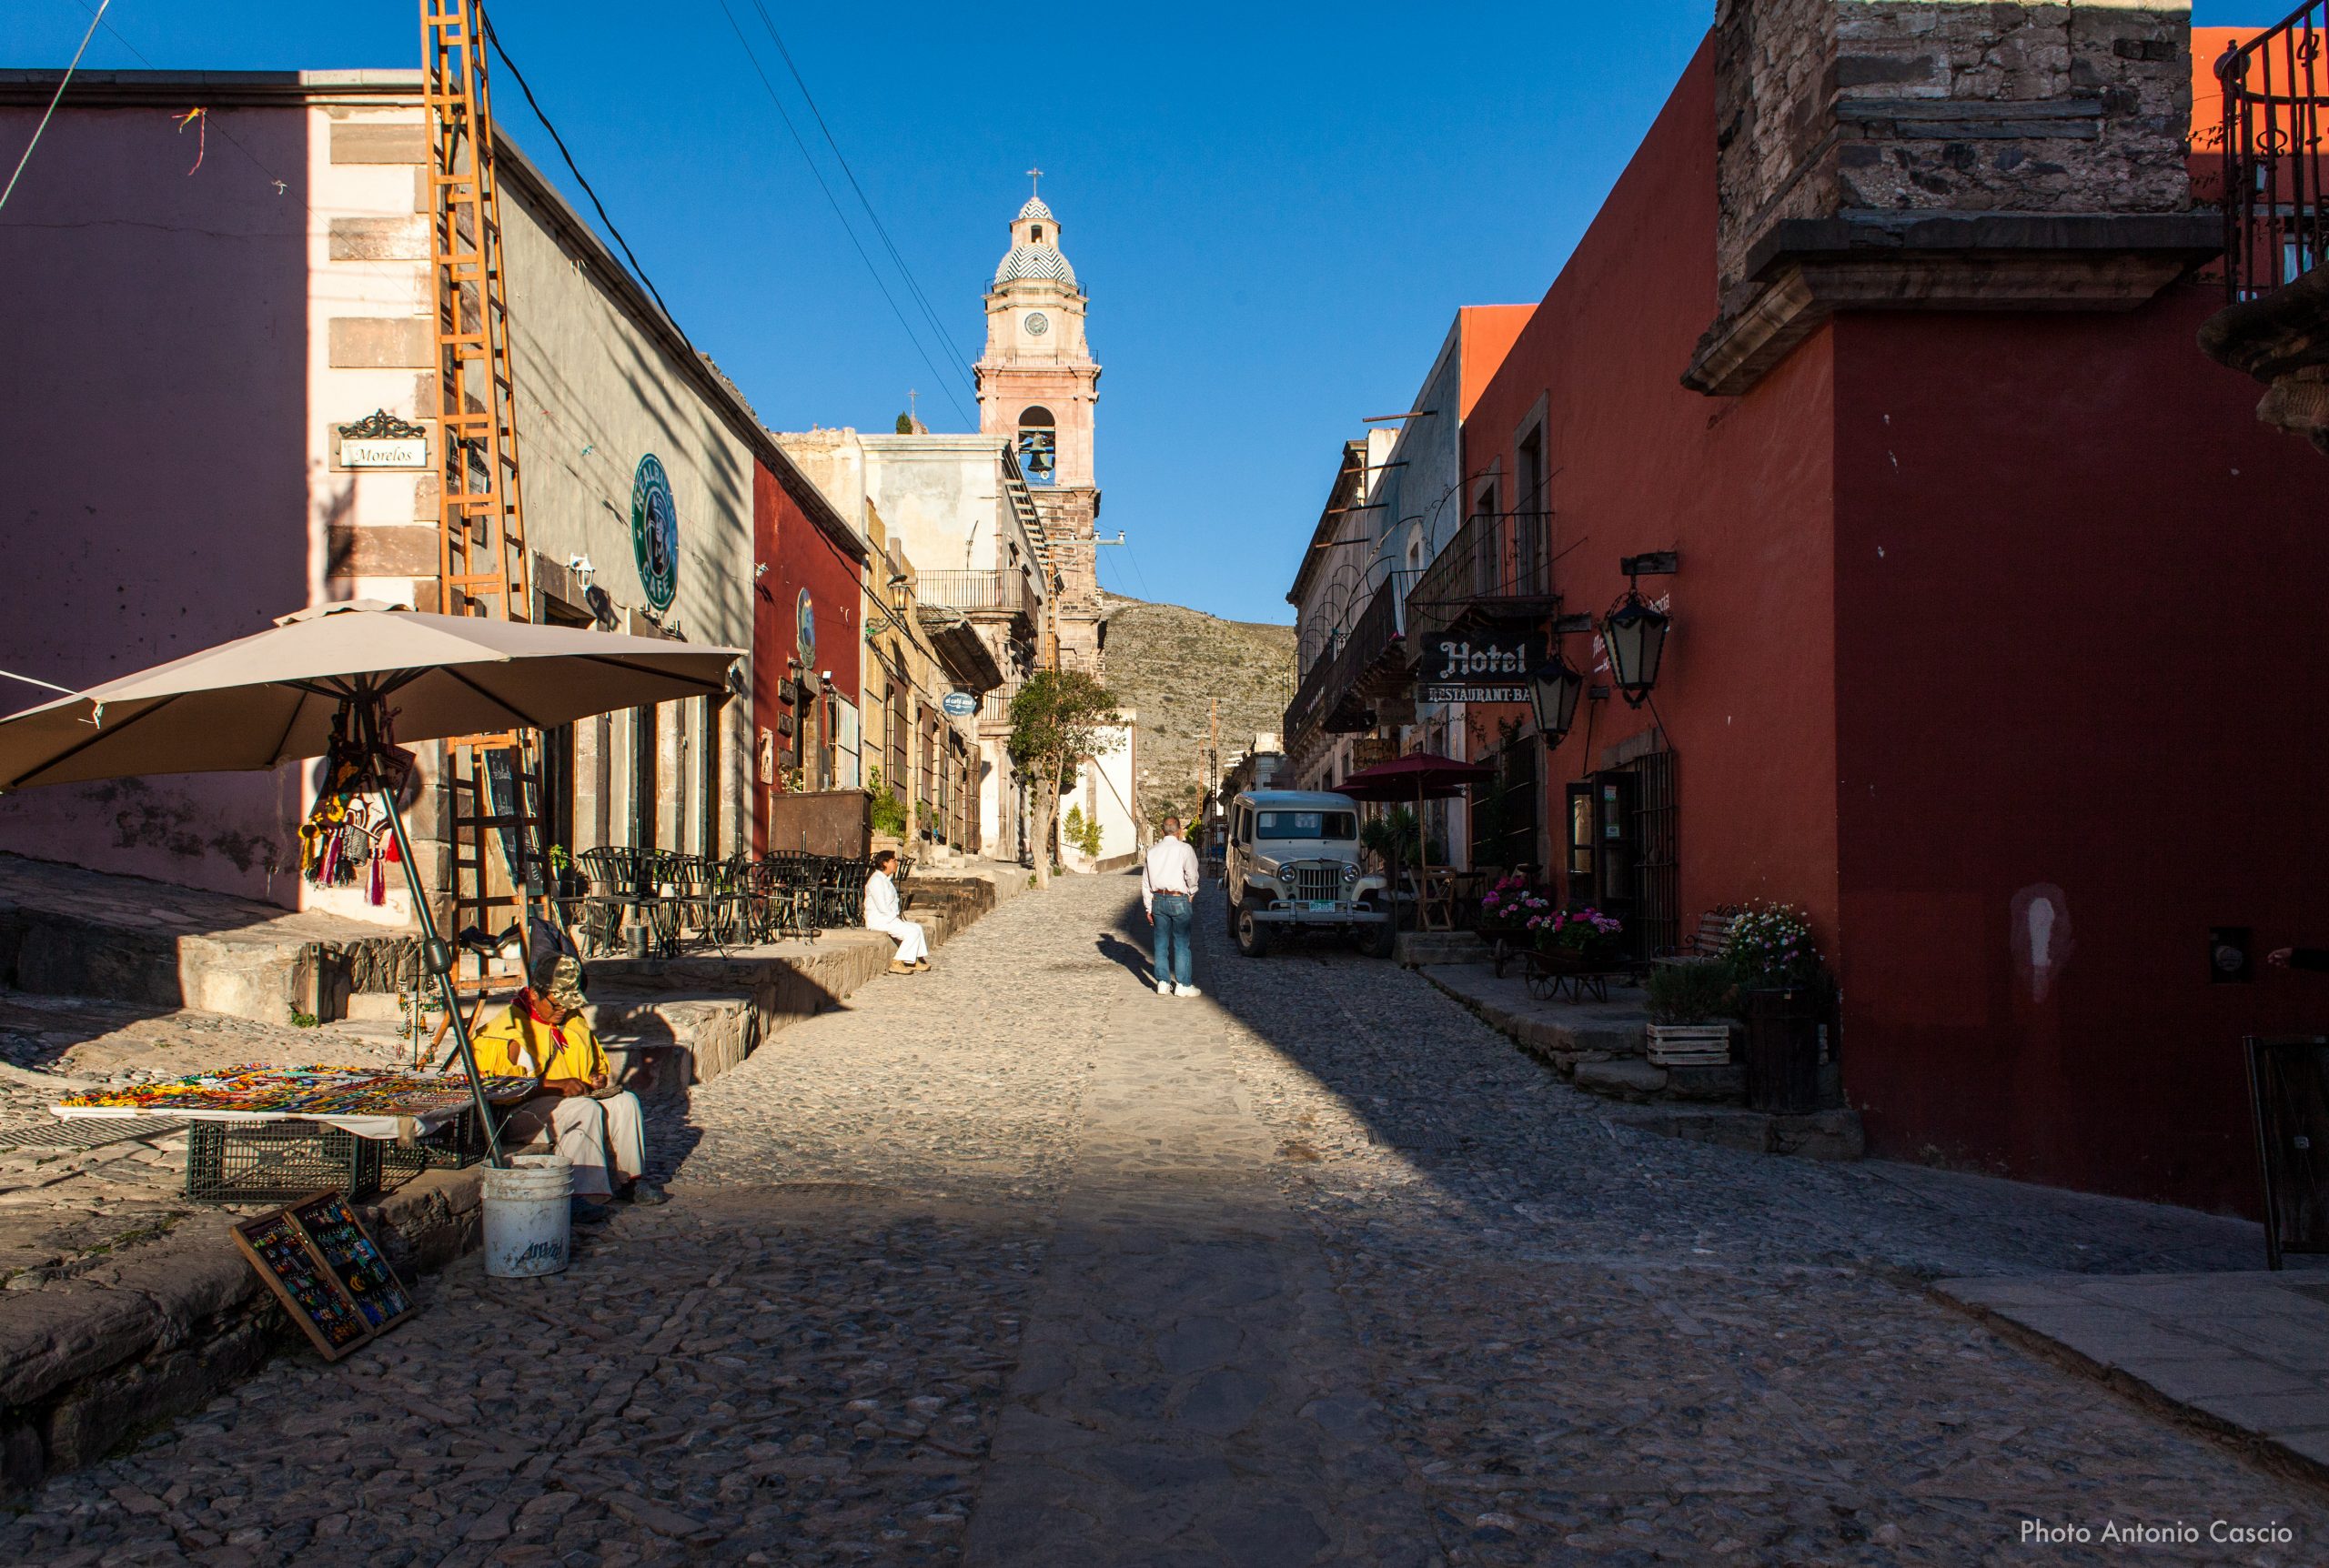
[630,455,679,613]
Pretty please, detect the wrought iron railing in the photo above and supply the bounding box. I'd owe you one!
[2218,7,2329,302]
[917,569,1040,624]
[1283,574,1412,741]
[1406,510,1555,648]
[1285,641,1339,741]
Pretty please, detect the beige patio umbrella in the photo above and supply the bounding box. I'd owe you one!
[0,600,742,1162]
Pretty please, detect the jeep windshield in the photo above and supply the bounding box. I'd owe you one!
[1257,810,1357,840]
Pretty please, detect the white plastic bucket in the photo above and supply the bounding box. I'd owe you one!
[482,1153,574,1278]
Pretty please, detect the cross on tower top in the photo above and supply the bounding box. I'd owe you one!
[1026,166,1043,197]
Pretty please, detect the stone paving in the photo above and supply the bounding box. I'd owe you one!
[7,873,2329,1564]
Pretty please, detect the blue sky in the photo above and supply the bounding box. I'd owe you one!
[4,2,2278,623]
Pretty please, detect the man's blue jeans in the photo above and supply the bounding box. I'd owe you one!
[1152,893,1193,988]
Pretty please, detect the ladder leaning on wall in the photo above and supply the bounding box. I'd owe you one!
[419,0,552,1040]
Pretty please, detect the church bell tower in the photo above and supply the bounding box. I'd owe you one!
[976,175,1103,668]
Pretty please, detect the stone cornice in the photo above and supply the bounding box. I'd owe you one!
[1686,212,2223,397]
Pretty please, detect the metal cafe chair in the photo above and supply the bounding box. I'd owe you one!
[571,847,631,957]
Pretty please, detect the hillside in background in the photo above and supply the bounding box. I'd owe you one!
[1101,597,1296,826]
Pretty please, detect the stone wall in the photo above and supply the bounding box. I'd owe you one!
[1714,1,2194,302]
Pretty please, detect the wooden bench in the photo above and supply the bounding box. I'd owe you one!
[1655,910,1741,966]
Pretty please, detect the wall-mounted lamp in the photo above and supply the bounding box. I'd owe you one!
[1527,611,1598,748]
[1603,552,1677,709]
[566,553,596,584]
[1527,654,1585,749]
[753,562,771,579]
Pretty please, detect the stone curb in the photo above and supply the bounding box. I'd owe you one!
[1418,965,1864,1159]
[1931,1283,2329,1499]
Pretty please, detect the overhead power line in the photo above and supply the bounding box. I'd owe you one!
[481,13,696,361]
[1,0,110,216]
[711,0,974,427]
[742,0,975,380]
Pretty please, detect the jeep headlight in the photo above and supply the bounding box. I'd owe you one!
[1342,865,1358,885]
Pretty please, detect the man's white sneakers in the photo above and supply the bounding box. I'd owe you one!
[1176,983,1202,998]
[1157,979,1174,995]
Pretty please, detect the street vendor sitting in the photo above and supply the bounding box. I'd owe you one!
[469,950,665,1220]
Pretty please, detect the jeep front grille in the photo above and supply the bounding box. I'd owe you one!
[1285,863,1344,904]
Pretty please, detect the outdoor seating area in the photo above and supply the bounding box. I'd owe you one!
[561,849,900,958]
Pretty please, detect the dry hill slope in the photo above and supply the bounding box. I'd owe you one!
[1100,597,1296,824]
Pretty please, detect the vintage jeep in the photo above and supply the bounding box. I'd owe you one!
[1223,789,1395,959]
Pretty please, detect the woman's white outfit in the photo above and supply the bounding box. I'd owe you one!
[863,869,930,963]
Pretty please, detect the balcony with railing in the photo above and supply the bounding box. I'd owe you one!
[1282,573,1414,742]
[916,569,1041,628]
[2202,7,2329,449]
[1404,510,1558,650]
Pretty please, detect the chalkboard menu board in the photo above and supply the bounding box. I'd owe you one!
[2244,1036,2329,1271]
[231,1189,416,1359]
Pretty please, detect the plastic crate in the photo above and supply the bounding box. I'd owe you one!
[186,1121,383,1204]
[382,1105,490,1177]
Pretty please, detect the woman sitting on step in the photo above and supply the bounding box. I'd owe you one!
[863,849,930,975]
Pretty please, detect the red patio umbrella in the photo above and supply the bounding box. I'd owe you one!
[1336,752,1492,802]
[1336,751,1495,899]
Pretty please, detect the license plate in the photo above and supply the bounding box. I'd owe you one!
[1306,900,1339,912]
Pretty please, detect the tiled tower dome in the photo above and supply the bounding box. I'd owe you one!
[993,195,1078,288]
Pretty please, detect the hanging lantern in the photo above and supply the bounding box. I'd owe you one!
[1527,653,1585,748]
[1602,588,1670,708]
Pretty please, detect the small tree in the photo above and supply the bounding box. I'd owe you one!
[1009,668,1122,889]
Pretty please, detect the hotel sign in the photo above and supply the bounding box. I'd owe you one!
[336,409,428,469]
[1415,633,1540,704]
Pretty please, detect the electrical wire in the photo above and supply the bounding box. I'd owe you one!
[742,0,976,384]
[709,0,974,427]
[482,13,696,361]
[1,0,110,216]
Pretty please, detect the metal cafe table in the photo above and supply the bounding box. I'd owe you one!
[50,1067,538,1203]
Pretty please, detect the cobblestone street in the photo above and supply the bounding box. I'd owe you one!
[7,873,2328,1566]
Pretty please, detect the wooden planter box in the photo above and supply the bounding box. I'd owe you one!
[1647,1022,1732,1066]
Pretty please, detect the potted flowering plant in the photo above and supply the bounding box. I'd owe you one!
[1478,874,1553,976]
[1531,906,1624,970]
[1720,901,1828,1112]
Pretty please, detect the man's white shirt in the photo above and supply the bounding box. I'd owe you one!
[1141,836,1201,915]
[864,870,902,925]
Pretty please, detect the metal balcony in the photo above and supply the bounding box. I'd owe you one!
[1404,510,1558,649]
[915,569,1040,629]
[2215,8,2329,304]
[1282,576,1411,741]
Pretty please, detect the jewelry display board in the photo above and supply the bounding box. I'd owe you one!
[230,1189,416,1360]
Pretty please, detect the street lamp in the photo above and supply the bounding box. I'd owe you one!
[1604,552,1677,709]
[1527,652,1585,749]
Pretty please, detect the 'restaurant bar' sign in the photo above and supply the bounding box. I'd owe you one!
[1418,683,1527,704]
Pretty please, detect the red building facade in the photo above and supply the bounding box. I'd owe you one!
[1463,43,2329,1214]
[751,462,866,854]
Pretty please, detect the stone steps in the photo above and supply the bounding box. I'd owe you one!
[0,852,404,1029]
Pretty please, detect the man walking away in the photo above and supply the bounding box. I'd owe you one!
[1142,816,1201,997]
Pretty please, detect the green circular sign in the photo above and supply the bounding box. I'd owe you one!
[629,455,678,613]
